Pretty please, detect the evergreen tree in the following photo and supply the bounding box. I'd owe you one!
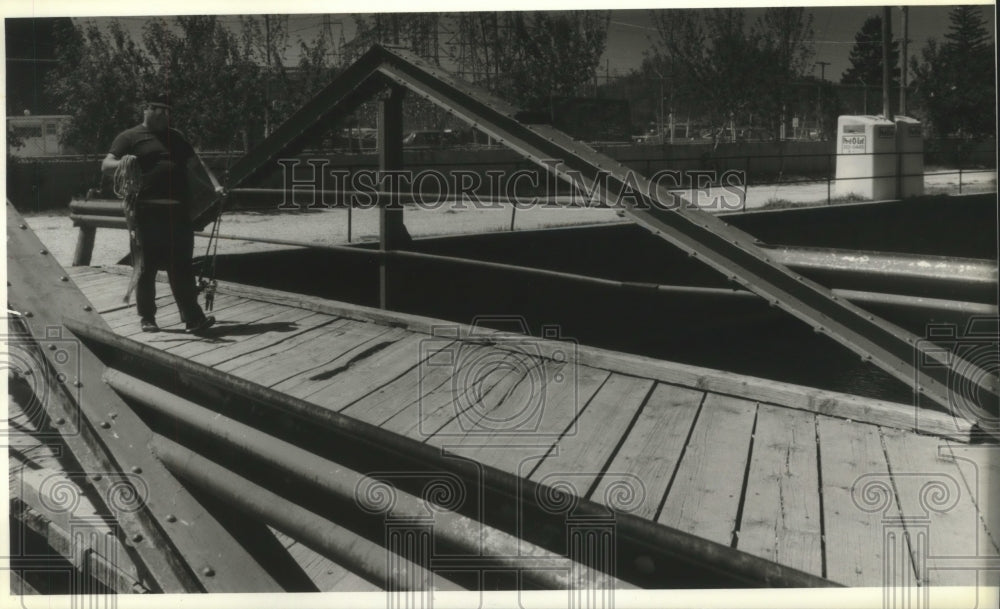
[841,15,900,87]
[911,6,995,137]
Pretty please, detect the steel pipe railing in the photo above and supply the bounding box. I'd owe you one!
[149,434,456,592]
[104,368,625,591]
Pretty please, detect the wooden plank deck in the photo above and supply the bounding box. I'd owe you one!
[60,265,998,588]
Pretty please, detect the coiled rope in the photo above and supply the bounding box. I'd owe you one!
[115,155,145,304]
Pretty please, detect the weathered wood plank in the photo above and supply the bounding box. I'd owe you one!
[383,349,530,442]
[189,310,331,368]
[101,294,175,327]
[64,266,109,282]
[656,393,757,547]
[299,333,433,409]
[589,383,704,520]
[191,273,971,440]
[527,373,653,497]
[113,294,244,335]
[817,417,909,586]
[261,323,402,392]
[339,340,466,427]
[215,318,353,375]
[162,300,295,358]
[941,443,1000,560]
[736,404,822,577]
[881,428,994,586]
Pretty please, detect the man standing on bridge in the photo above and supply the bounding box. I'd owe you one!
[101,93,216,335]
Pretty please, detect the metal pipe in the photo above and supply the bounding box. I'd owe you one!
[70,199,124,215]
[66,318,840,588]
[104,369,620,591]
[149,434,456,592]
[184,231,998,306]
[69,214,127,229]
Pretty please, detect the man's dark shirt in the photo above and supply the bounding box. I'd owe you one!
[109,125,195,203]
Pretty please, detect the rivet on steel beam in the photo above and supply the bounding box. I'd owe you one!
[165,514,177,523]
[48,343,57,351]
[130,466,142,474]
[202,567,216,577]
[74,379,82,387]
[109,412,117,419]
[131,533,143,543]
[54,417,65,425]
[24,311,32,318]
[83,305,93,312]
[815,326,824,333]
[99,421,111,429]
[92,474,103,481]
[19,223,27,229]
[40,250,48,255]
[60,275,69,282]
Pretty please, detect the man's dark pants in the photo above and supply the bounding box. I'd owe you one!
[134,205,205,324]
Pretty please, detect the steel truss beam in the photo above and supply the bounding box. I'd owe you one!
[6,202,283,592]
[224,44,997,418]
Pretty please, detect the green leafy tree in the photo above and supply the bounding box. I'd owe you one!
[841,14,900,87]
[910,6,995,138]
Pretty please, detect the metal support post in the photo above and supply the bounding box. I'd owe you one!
[72,225,96,266]
[379,85,407,310]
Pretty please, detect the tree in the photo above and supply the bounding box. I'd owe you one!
[841,15,900,87]
[143,16,264,151]
[910,6,995,137]
[503,12,609,111]
[754,8,815,135]
[648,8,813,140]
[46,19,152,156]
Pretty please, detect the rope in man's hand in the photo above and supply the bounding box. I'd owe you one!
[114,155,144,304]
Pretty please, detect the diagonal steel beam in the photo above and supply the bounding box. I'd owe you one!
[369,46,997,420]
[216,43,997,420]
[6,201,284,592]
[223,46,394,195]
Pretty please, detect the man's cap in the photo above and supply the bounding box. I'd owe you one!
[145,94,172,109]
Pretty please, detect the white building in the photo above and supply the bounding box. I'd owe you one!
[7,114,74,157]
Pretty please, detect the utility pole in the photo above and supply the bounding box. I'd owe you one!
[816,61,829,137]
[264,15,271,138]
[900,6,908,115]
[882,6,893,120]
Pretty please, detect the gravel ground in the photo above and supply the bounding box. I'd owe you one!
[20,169,997,269]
